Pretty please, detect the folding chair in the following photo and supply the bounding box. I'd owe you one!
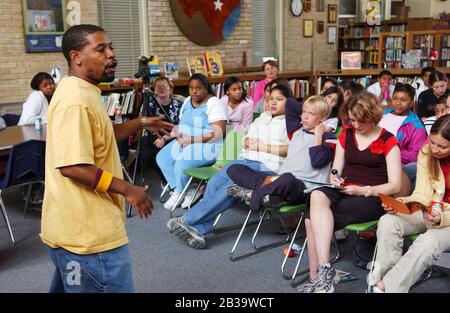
[168,130,246,217]
[0,140,46,243]
[229,203,307,262]
[289,219,379,287]
[1,114,20,127]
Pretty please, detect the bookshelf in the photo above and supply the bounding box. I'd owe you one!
[377,30,450,69]
[439,32,450,67]
[379,32,407,69]
[99,70,314,103]
[314,68,450,95]
[98,82,141,118]
[338,19,407,69]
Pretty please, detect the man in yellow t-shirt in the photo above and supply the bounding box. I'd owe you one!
[41,24,172,293]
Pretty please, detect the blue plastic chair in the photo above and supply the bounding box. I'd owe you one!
[1,114,20,127]
[0,140,46,243]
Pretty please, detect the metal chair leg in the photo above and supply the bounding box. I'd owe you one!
[290,238,309,287]
[251,211,290,250]
[230,209,293,262]
[281,212,304,279]
[23,184,33,218]
[160,182,170,200]
[187,180,204,209]
[170,177,193,218]
[230,210,254,261]
[0,190,15,244]
[366,242,379,292]
[331,233,342,264]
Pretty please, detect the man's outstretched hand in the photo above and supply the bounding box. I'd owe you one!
[143,115,174,137]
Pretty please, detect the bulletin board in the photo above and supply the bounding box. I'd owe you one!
[21,0,68,52]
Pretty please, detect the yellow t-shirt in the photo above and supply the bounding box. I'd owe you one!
[40,76,127,254]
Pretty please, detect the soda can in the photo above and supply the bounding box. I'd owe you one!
[431,201,443,214]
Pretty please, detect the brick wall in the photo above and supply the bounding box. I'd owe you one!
[1,0,339,110]
[148,0,252,76]
[283,0,338,72]
[0,0,97,113]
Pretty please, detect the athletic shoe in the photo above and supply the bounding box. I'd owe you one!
[313,264,339,293]
[227,184,252,201]
[163,190,182,210]
[173,220,206,249]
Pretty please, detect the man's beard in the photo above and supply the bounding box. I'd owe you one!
[100,60,118,83]
[100,73,115,83]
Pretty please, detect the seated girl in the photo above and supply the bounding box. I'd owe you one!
[142,77,183,185]
[156,74,227,210]
[418,70,450,120]
[320,77,338,93]
[166,85,291,249]
[226,96,336,211]
[297,91,402,293]
[220,76,253,132]
[254,83,272,113]
[18,72,55,125]
[321,87,343,133]
[368,115,450,293]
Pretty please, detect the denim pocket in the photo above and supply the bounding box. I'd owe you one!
[59,252,107,293]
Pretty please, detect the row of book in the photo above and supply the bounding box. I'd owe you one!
[442,34,450,48]
[385,49,403,62]
[346,26,381,38]
[413,34,434,49]
[385,36,404,49]
[101,90,136,117]
[139,52,225,80]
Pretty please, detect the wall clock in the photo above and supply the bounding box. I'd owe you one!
[291,0,304,17]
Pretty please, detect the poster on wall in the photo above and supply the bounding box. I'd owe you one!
[169,0,241,46]
[21,0,68,53]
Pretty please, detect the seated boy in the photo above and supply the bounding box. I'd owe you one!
[424,94,450,135]
[367,70,395,108]
[227,96,336,211]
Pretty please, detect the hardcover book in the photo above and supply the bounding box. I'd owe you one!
[186,55,208,77]
[164,62,179,79]
[203,51,224,76]
[341,51,362,70]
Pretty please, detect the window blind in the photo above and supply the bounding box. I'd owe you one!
[251,0,276,65]
[97,0,141,78]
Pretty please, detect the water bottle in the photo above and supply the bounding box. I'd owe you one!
[114,107,123,124]
[34,117,42,131]
[431,189,444,214]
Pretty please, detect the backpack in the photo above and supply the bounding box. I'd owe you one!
[352,236,377,270]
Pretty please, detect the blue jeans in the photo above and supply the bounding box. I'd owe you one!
[46,244,134,293]
[183,159,275,235]
[403,162,417,192]
[156,140,220,192]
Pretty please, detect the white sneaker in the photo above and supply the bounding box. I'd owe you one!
[163,190,182,210]
[181,185,205,209]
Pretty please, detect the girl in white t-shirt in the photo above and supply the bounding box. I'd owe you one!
[18,72,55,126]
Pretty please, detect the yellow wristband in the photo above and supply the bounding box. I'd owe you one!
[96,171,113,193]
